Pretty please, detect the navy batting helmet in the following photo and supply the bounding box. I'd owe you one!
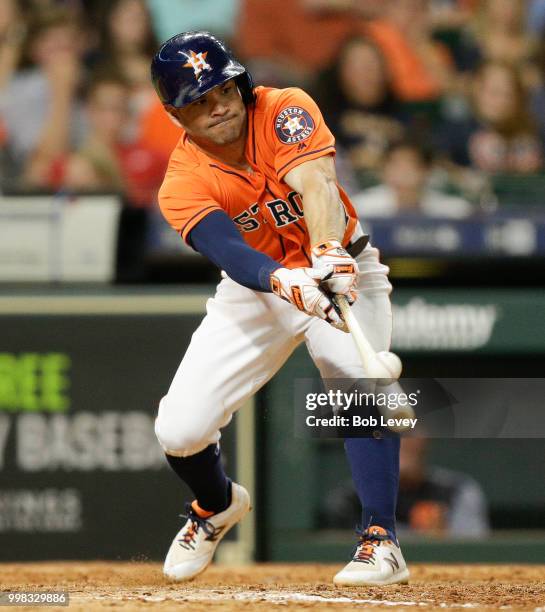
[151,31,254,108]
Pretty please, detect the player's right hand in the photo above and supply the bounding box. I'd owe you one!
[270,267,346,330]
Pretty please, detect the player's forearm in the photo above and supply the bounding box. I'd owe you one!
[301,174,346,246]
[284,156,346,246]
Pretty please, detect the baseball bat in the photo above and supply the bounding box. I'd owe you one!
[335,295,415,429]
[335,294,402,381]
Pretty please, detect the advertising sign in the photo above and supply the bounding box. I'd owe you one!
[0,294,243,561]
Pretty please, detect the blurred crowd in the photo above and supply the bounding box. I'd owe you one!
[2,0,545,214]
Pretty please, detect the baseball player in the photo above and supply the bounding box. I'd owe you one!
[151,31,409,586]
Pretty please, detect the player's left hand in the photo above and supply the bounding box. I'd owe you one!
[270,266,347,331]
[311,240,359,304]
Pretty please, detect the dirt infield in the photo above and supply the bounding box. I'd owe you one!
[1,563,545,611]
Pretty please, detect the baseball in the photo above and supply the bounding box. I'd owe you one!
[376,351,403,380]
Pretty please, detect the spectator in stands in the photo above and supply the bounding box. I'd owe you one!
[321,438,490,538]
[60,75,128,193]
[436,61,543,174]
[94,0,157,78]
[353,140,472,217]
[146,0,240,44]
[313,36,405,178]
[469,0,536,73]
[58,72,166,283]
[59,73,168,207]
[91,0,158,136]
[89,0,184,162]
[86,0,180,170]
[0,8,85,188]
[428,0,482,75]
[235,0,380,87]
[365,0,454,104]
[0,0,26,182]
[0,0,25,90]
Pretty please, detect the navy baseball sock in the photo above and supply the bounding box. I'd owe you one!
[165,443,231,514]
[344,436,400,537]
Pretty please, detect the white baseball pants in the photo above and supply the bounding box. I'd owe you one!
[155,245,393,457]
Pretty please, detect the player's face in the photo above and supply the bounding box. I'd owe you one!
[174,80,246,146]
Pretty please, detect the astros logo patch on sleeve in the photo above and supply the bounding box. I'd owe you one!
[275,107,315,144]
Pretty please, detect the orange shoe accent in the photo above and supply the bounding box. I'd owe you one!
[355,544,376,563]
[180,521,198,547]
[367,525,388,537]
[361,526,393,547]
[191,500,215,519]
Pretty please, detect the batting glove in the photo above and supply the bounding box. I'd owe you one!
[311,240,359,304]
[270,267,346,331]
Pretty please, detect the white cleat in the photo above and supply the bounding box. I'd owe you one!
[163,482,250,581]
[333,525,410,586]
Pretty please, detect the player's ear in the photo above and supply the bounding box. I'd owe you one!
[164,104,183,128]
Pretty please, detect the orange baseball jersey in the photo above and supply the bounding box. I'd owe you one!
[158,86,359,269]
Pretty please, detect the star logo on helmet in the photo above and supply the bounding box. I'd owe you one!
[180,50,212,79]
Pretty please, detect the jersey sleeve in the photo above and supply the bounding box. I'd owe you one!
[158,172,223,244]
[270,87,336,180]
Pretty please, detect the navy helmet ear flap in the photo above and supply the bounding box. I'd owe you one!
[151,30,254,109]
[235,72,255,106]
